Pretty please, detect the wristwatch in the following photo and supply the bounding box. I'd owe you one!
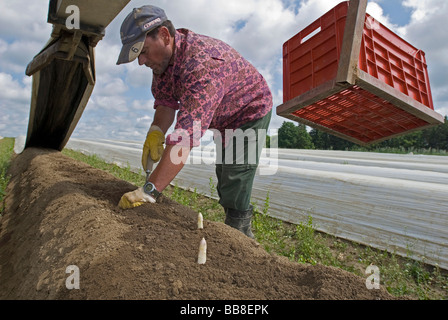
[143,181,161,200]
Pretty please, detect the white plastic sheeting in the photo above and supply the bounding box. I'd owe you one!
[64,138,448,270]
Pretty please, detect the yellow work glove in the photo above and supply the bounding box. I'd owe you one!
[118,196,144,209]
[118,187,156,209]
[142,125,165,171]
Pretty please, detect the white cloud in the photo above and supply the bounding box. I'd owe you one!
[136,115,153,131]
[0,73,31,104]
[0,1,50,41]
[93,75,128,97]
[94,42,125,76]
[0,72,31,137]
[366,1,398,31]
[132,98,155,111]
[89,95,128,112]
[398,0,448,117]
[123,62,153,89]
[0,38,46,76]
[402,0,444,22]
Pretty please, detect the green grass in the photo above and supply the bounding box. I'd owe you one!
[1,144,446,299]
[0,138,14,215]
[350,146,448,156]
[62,148,147,186]
[251,209,448,300]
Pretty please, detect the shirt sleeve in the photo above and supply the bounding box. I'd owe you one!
[166,59,225,147]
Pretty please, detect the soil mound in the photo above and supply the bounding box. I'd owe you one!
[0,148,394,300]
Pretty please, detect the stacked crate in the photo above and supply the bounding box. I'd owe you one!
[277,0,444,145]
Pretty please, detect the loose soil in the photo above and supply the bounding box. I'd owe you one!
[0,148,395,300]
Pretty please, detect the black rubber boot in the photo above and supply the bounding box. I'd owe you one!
[225,205,255,239]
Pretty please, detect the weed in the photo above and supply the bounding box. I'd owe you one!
[263,191,270,215]
[206,177,220,210]
[208,177,216,198]
[293,216,335,265]
[0,138,14,216]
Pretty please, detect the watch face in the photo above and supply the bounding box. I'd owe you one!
[143,182,155,194]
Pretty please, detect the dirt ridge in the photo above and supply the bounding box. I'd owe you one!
[0,148,394,300]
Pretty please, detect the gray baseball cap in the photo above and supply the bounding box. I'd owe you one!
[116,5,168,65]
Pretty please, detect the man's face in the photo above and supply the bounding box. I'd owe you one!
[138,28,172,75]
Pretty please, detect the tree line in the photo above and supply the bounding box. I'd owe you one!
[273,116,448,153]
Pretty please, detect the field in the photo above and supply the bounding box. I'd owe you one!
[0,138,447,301]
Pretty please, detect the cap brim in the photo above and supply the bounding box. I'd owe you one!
[116,34,146,65]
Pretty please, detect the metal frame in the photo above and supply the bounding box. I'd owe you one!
[24,0,130,150]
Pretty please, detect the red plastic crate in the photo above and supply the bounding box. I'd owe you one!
[277,0,444,145]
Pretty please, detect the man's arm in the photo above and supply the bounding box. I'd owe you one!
[149,104,194,193]
[152,105,176,134]
[119,106,186,209]
[149,144,192,192]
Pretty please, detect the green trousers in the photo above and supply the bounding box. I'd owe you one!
[215,110,272,211]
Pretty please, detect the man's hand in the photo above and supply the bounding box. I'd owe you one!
[142,125,165,171]
[118,187,156,209]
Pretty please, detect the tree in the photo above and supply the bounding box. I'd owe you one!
[309,129,331,150]
[278,121,314,149]
[284,117,448,152]
[378,116,448,150]
[422,116,448,150]
[265,135,271,148]
[296,123,314,149]
[309,128,355,150]
[278,122,297,149]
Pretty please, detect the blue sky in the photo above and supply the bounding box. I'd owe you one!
[0,0,447,143]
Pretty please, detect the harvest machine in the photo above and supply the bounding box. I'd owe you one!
[24,0,130,150]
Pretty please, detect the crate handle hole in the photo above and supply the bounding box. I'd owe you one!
[301,27,321,44]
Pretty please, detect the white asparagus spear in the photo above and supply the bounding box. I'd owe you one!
[197,237,207,264]
[198,212,204,229]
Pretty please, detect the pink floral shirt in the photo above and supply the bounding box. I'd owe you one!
[152,29,273,147]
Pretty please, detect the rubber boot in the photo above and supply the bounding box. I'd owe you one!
[225,205,255,239]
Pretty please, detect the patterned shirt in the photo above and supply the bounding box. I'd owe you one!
[152,28,273,147]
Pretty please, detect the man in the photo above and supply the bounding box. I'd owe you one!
[117,5,272,238]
